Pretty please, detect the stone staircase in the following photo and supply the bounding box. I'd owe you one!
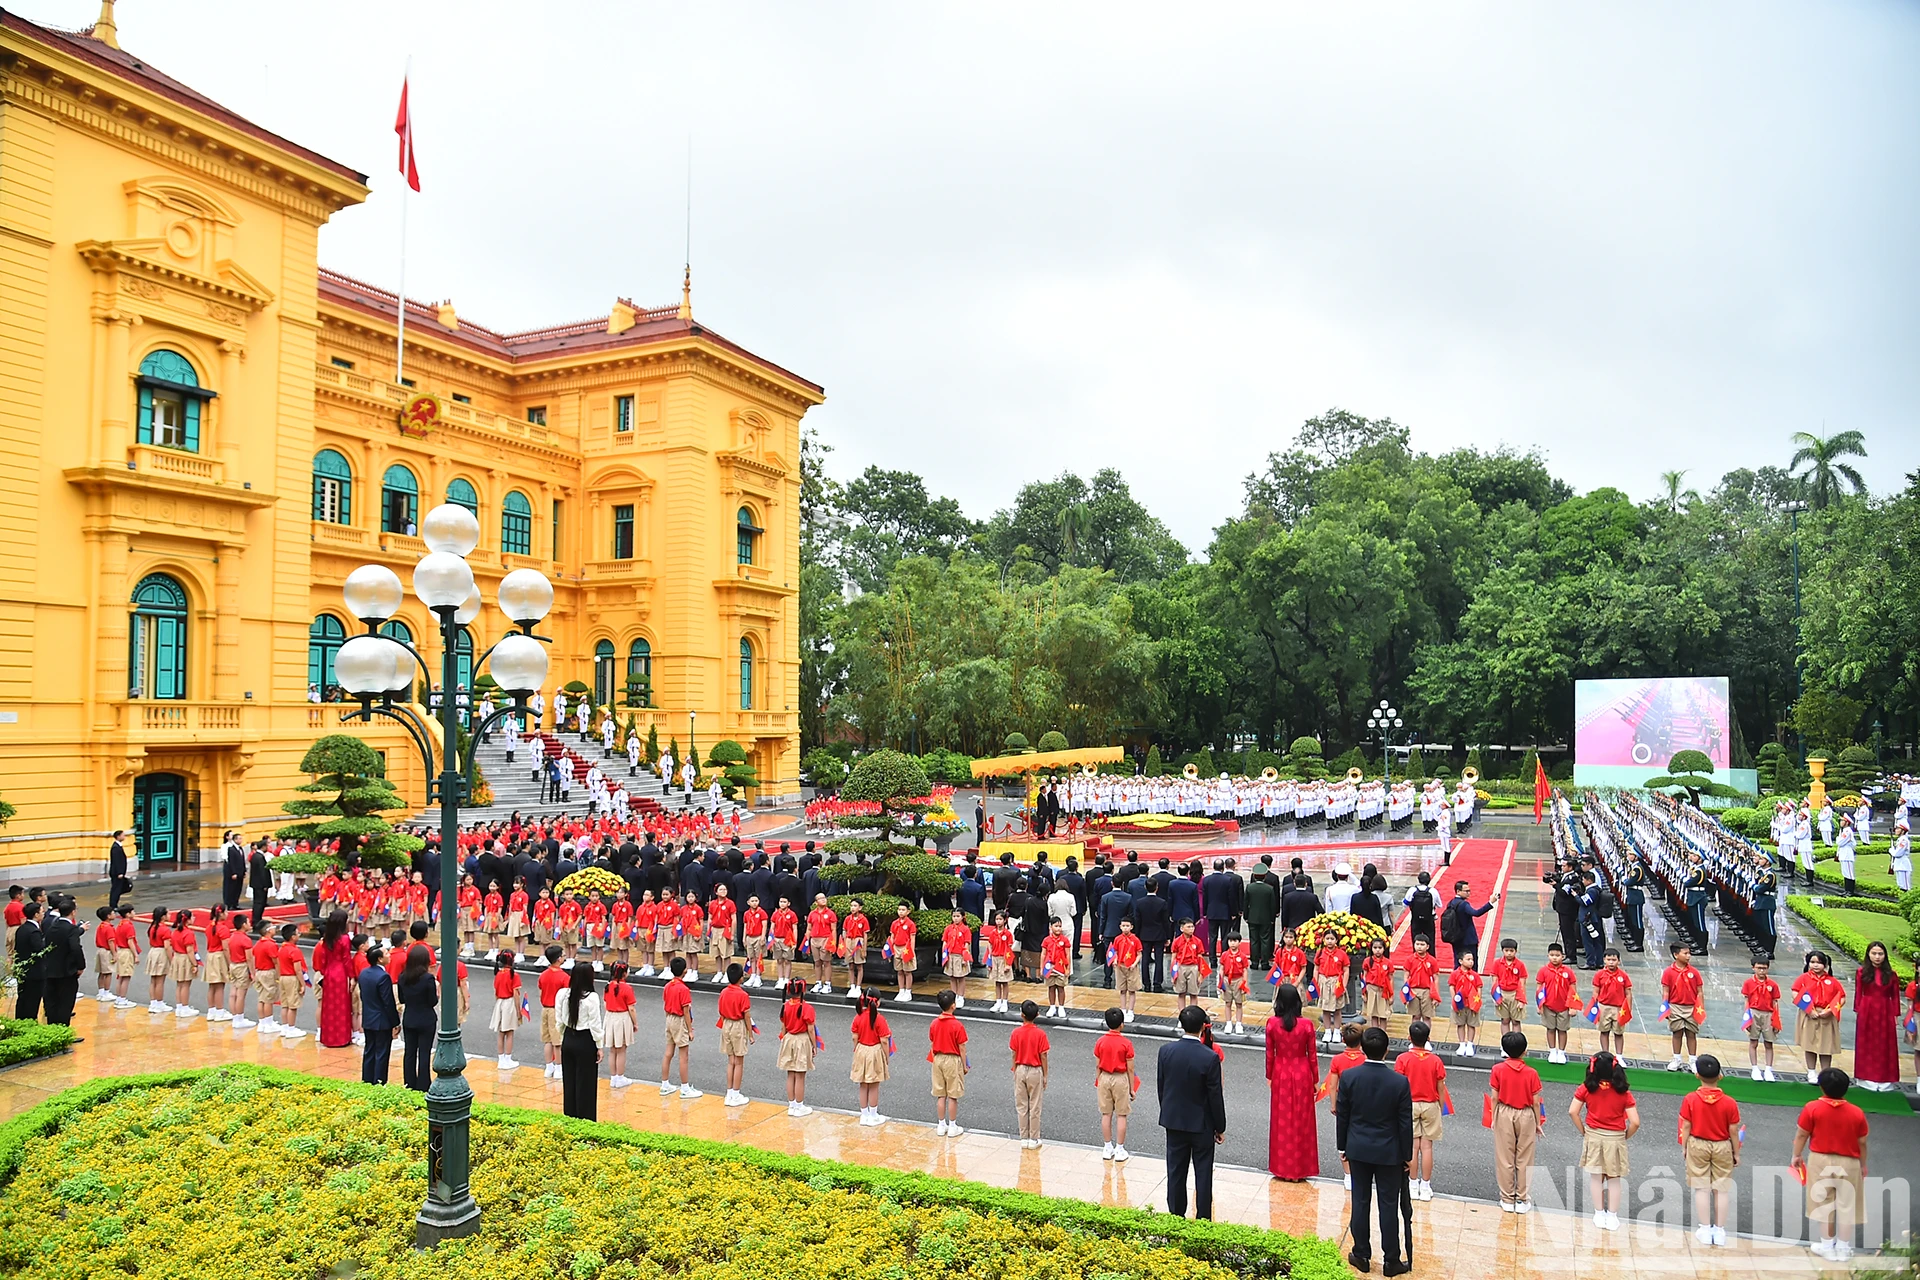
[411,729,748,826]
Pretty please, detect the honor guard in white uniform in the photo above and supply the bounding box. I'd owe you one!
[627,732,642,777]
[1890,821,1912,892]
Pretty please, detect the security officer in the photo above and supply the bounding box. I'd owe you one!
[1748,858,1778,960]
[1618,860,1647,952]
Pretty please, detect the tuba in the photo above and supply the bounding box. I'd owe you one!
[1259,766,1280,782]
[1460,766,1480,787]
[1182,762,1201,780]
[1346,766,1365,783]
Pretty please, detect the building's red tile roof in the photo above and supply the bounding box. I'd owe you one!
[0,7,365,184]
[317,268,823,394]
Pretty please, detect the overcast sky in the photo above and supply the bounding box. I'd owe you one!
[51,2,1919,552]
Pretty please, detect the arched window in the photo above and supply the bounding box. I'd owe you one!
[445,477,479,516]
[627,637,651,707]
[453,627,474,693]
[501,490,533,556]
[380,619,415,699]
[594,638,616,707]
[739,636,754,710]
[129,573,188,700]
[381,464,419,535]
[736,506,761,566]
[307,615,347,693]
[312,450,353,524]
[137,349,210,453]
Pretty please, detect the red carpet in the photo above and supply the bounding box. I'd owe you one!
[1385,837,1515,969]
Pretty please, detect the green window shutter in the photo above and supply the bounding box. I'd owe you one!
[137,386,153,445]
[154,615,184,700]
[182,397,200,453]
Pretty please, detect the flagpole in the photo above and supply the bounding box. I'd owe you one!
[395,56,410,387]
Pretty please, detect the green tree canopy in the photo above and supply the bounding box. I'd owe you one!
[275,734,422,869]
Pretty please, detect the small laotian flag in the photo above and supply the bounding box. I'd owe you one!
[1737,1123,1747,1145]
[1452,989,1465,1010]
[519,996,531,1020]
[1439,1084,1454,1117]
[881,942,893,962]
[1740,1008,1755,1032]
[1660,999,1672,1021]
[1400,981,1413,1005]
[885,1034,896,1058]
[1584,1000,1602,1024]
[940,946,950,966]
[1795,989,1815,1012]
[1268,965,1283,986]
[1106,943,1118,967]
[1305,977,1320,1002]
[303,971,314,989]
[812,1027,825,1051]
[749,1018,760,1038]
[1170,961,1181,983]
[799,940,810,960]
[1535,985,1547,1011]
[1904,1011,1918,1035]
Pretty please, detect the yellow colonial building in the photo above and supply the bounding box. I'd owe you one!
[0,4,821,877]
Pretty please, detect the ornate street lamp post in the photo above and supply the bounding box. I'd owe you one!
[1366,699,1405,786]
[332,503,555,1247]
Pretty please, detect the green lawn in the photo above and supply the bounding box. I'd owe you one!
[1820,908,1917,974]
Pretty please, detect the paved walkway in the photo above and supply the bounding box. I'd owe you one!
[0,999,1864,1278]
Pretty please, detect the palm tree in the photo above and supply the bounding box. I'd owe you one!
[1789,429,1868,510]
[1659,469,1691,513]
[1054,501,1091,568]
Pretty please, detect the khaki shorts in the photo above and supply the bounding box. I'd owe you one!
[277,974,303,1008]
[1412,1099,1444,1141]
[1667,1010,1701,1034]
[1579,1127,1630,1178]
[1171,968,1203,997]
[1746,1011,1778,1043]
[1097,1070,1132,1116]
[1596,1005,1626,1034]
[708,934,733,966]
[540,1006,561,1046]
[1805,1152,1863,1224]
[663,1012,693,1049]
[113,947,138,979]
[1115,963,1141,995]
[255,970,279,999]
[771,941,794,964]
[95,947,113,976]
[930,1052,966,1098]
[1540,1008,1572,1032]
[1684,1138,1735,1189]
[1494,995,1525,1022]
[1406,993,1435,1023]
[720,1018,752,1058]
[894,958,915,980]
[1453,1007,1481,1030]
[228,964,250,991]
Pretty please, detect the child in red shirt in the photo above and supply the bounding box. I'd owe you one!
[1590,948,1633,1057]
[1661,942,1706,1071]
[1448,952,1485,1057]
[1677,1055,1742,1246]
[716,962,754,1106]
[1323,1025,1366,1188]
[1487,938,1528,1037]
[886,904,917,1003]
[1570,1051,1639,1230]
[166,909,200,1017]
[927,989,970,1135]
[456,876,482,955]
[940,910,975,1008]
[741,896,769,986]
[1740,957,1782,1081]
[778,979,819,1116]
[806,895,840,993]
[840,900,870,998]
[1792,1068,1870,1261]
[536,944,570,1078]
[1403,935,1439,1027]
[1040,920,1072,1019]
[1104,919,1140,1022]
[1791,951,1846,1081]
[705,886,737,983]
[678,895,706,982]
[1313,933,1349,1045]
[1534,942,1579,1064]
[490,949,525,1070]
[582,893,609,965]
[274,923,309,1041]
[556,894,583,965]
[1007,999,1051,1148]
[1361,938,1394,1031]
[249,928,280,1030]
[769,898,800,986]
[143,908,171,1012]
[1217,938,1251,1034]
[659,955,700,1098]
[1092,1007,1137,1160]
[1393,1021,1449,1200]
[1488,1030,1546,1211]
[633,892,660,975]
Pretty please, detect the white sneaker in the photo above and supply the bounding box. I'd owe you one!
[460,944,474,958]
[1811,1239,1837,1260]
[791,1102,812,1116]
[280,1026,307,1040]
[93,989,112,1002]
[1463,1044,1476,1057]
[1763,1067,1777,1081]
[1501,1200,1516,1213]
[1515,1200,1532,1215]
[725,1089,747,1106]
[538,956,552,968]
[1594,1211,1611,1230]
[954,996,964,1009]
[894,991,913,1003]
[935,1120,950,1136]
[948,1123,964,1137]
[174,1005,197,1018]
[1807,1070,1821,1084]
[1122,1010,1135,1024]
[1102,1142,1115,1160]
[637,965,655,977]
[660,1080,676,1095]
[560,959,574,970]
[230,1016,254,1029]
[1835,1241,1854,1261]
[1666,1053,1686,1069]
[787,1100,802,1116]
[1750,1066,1764,1081]
[1710,1226,1727,1246]
[1113,1145,1129,1162]
[498,1055,516,1069]
[114,998,134,1010]
[207,1008,229,1022]
[1696,1226,1714,1246]
[847,986,861,999]
[148,1000,167,1013]
[678,1084,703,1099]
[350,1031,365,1046]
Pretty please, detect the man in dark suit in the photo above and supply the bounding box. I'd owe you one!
[1059,856,1087,959]
[1156,1005,1228,1218]
[221,832,246,910]
[1335,1027,1414,1275]
[40,896,85,1025]
[1167,869,1200,926]
[247,841,272,929]
[1201,859,1244,963]
[1244,870,1279,968]
[1096,882,1134,986]
[11,902,46,1023]
[357,944,401,1084]
[1148,858,1175,896]
[956,867,987,966]
[1280,874,1322,934]
[1131,887,1172,993]
[107,830,131,908]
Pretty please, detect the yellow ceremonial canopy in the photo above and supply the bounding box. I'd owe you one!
[969,746,1126,777]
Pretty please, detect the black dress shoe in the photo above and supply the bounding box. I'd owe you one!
[1383,1261,1411,1277]
[1348,1250,1372,1273]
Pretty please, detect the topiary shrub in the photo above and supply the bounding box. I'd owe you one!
[1405,747,1427,780]
[704,740,758,799]
[1036,730,1069,754]
[1327,746,1364,776]
[1284,736,1326,780]
[1143,744,1164,777]
[802,748,848,791]
[275,735,421,869]
[1003,732,1030,753]
[1187,747,1216,776]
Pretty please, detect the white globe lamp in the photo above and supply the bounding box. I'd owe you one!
[419,503,480,557]
[413,552,475,609]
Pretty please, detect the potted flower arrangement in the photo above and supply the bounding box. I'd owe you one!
[1292,910,1389,955]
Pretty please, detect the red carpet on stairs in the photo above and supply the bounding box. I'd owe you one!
[1385,836,1516,969]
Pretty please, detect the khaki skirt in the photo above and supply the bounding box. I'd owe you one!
[944,955,972,978]
[603,1008,636,1049]
[1579,1127,1630,1178]
[507,911,528,938]
[167,952,195,983]
[205,951,230,985]
[1364,989,1392,1019]
[777,1031,815,1072]
[990,956,1014,984]
[655,925,679,953]
[1796,1010,1840,1057]
[145,946,169,978]
[489,996,523,1034]
[849,1041,890,1083]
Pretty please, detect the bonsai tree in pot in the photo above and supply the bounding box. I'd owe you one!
[1644,749,1744,808]
[818,750,961,948]
[275,734,424,881]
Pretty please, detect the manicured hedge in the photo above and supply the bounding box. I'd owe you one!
[0,1065,1345,1280]
[1786,895,1918,976]
[0,1017,75,1069]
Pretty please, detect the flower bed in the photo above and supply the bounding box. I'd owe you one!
[0,1017,76,1069]
[0,1066,1343,1280]
[1091,814,1226,836]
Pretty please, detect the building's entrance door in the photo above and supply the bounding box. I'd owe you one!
[132,773,185,864]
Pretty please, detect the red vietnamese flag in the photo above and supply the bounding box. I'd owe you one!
[395,76,421,192]
[1533,755,1550,824]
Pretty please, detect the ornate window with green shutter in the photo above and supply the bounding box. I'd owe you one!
[136,349,211,453]
[502,490,533,555]
[312,450,353,524]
